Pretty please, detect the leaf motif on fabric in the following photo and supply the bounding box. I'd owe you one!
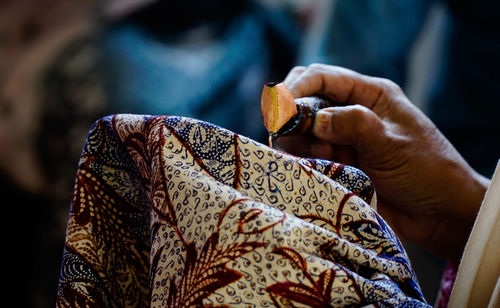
[164,202,267,307]
[266,247,339,307]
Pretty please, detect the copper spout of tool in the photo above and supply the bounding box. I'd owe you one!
[260,82,331,148]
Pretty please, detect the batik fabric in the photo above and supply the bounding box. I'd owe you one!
[56,114,429,307]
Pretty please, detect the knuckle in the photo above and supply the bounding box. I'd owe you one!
[307,63,327,72]
[350,106,382,134]
[290,65,305,73]
[285,66,306,86]
[374,77,402,94]
[350,105,371,120]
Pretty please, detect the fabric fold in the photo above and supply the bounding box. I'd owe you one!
[56,114,428,307]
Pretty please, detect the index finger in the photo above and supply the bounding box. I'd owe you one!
[285,64,390,109]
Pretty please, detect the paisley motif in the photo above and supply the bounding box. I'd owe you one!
[57,115,429,307]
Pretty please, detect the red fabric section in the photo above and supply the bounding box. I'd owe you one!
[435,261,459,308]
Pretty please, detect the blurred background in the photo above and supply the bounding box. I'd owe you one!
[1,0,498,306]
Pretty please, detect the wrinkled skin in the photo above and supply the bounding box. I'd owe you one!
[278,64,489,262]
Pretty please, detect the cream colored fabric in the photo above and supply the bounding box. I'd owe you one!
[56,115,429,307]
[488,277,500,308]
[450,162,500,308]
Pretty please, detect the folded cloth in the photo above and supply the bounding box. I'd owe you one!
[56,114,428,307]
[435,262,458,308]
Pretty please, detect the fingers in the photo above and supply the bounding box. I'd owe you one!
[283,66,305,85]
[284,63,402,110]
[285,64,358,102]
[277,135,358,166]
[278,103,388,158]
[276,133,336,160]
[310,142,358,166]
[276,133,315,158]
[312,105,385,153]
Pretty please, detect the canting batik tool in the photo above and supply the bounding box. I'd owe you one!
[261,82,331,147]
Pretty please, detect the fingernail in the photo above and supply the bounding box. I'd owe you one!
[314,110,331,135]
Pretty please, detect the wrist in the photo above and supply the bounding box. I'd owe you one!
[449,167,489,225]
[432,166,489,261]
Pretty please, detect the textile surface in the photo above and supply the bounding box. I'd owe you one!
[56,114,429,307]
[435,262,458,308]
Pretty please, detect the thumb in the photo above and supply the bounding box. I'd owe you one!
[312,106,385,153]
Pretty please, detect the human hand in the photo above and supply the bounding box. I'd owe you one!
[278,64,489,261]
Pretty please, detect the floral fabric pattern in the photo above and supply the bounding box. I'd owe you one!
[56,114,429,307]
